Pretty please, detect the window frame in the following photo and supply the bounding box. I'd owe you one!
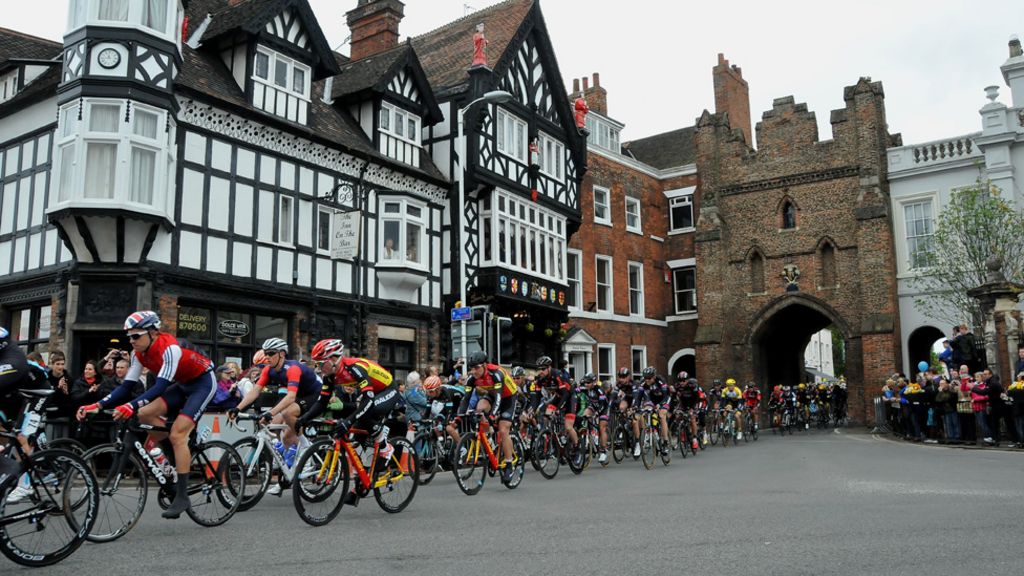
[672,266,697,315]
[566,249,582,310]
[595,255,613,313]
[496,108,527,163]
[625,195,642,234]
[481,190,567,284]
[7,303,52,358]
[278,195,294,245]
[538,132,564,181]
[627,261,645,317]
[668,193,694,233]
[898,195,937,273]
[380,101,421,147]
[378,196,428,271]
[593,185,611,226]
[597,343,616,385]
[72,0,178,42]
[253,46,311,100]
[630,346,647,377]
[316,206,333,255]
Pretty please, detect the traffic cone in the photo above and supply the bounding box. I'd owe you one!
[204,416,223,479]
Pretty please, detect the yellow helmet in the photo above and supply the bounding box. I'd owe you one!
[818,384,826,390]
[725,378,736,386]
[798,383,805,389]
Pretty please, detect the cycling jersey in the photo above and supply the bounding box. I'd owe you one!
[743,388,762,407]
[464,363,517,399]
[721,385,743,408]
[0,345,49,422]
[615,377,636,401]
[583,385,609,419]
[102,332,213,413]
[257,360,324,398]
[675,383,705,410]
[635,376,670,409]
[333,357,393,396]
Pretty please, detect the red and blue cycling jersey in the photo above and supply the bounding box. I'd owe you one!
[256,360,323,398]
[101,332,213,410]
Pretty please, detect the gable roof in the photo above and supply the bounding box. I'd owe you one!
[190,0,340,79]
[411,0,534,96]
[176,44,446,184]
[0,27,61,69]
[622,126,697,170]
[331,41,443,125]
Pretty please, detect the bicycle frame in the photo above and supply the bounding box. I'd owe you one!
[317,428,410,494]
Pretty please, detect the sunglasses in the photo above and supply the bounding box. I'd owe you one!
[128,333,147,341]
[264,350,280,357]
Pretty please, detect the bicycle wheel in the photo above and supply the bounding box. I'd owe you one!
[611,425,627,463]
[412,432,438,485]
[502,434,526,489]
[292,439,349,526]
[231,437,272,512]
[534,430,560,479]
[567,432,585,475]
[743,417,751,443]
[676,424,688,458]
[374,437,419,513]
[185,440,244,527]
[659,432,671,466]
[43,438,88,457]
[636,427,651,470]
[81,444,148,543]
[452,435,487,495]
[0,448,98,567]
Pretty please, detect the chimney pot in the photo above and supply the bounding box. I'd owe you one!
[573,78,580,94]
[593,72,600,87]
[582,77,589,91]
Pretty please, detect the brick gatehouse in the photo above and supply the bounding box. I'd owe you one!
[693,75,903,424]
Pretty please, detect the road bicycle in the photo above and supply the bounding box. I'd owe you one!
[81,412,245,542]
[779,406,795,435]
[744,409,759,442]
[574,413,601,469]
[671,408,700,458]
[291,418,418,526]
[532,408,585,478]
[411,414,453,485]
[451,412,525,494]
[718,407,740,447]
[0,389,99,567]
[638,407,670,469]
[229,413,313,510]
[609,408,637,464]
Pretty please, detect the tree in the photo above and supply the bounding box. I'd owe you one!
[830,326,845,377]
[910,181,1024,327]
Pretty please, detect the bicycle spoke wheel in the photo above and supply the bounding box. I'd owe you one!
[374,437,418,513]
[659,433,671,466]
[501,435,526,490]
[43,438,88,457]
[534,430,560,479]
[412,433,438,486]
[452,435,487,495]
[232,438,272,512]
[639,428,655,470]
[0,449,98,568]
[81,444,148,543]
[611,426,626,463]
[185,441,244,527]
[292,439,349,527]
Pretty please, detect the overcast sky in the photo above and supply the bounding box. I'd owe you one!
[6,0,1023,146]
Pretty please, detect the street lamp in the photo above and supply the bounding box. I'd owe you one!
[456,90,513,365]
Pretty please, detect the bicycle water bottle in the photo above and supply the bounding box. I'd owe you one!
[149,447,178,482]
[273,439,285,456]
[284,444,298,468]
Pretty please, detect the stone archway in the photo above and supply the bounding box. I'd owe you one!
[668,348,696,379]
[748,294,851,388]
[907,326,944,378]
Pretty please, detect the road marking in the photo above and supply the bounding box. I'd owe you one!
[845,479,1018,498]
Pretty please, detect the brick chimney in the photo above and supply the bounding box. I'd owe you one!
[580,73,607,116]
[346,0,405,61]
[713,53,752,145]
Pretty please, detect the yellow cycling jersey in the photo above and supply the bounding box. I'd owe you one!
[722,385,743,399]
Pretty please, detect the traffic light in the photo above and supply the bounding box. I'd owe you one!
[497,317,516,364]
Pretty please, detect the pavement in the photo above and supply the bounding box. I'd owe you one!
[16,427,1023,575]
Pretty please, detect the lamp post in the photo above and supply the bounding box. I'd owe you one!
[456,90,513,365]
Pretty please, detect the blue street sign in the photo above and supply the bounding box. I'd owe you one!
[451,307,472,322]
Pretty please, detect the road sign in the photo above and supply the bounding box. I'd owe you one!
[451,307,472,322]
[450,320,482,339]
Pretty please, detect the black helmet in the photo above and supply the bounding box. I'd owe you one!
[675,370,688,382]
[468,351,488,367]
[536,355,553,368]
[686,378,699,386]
[581,372,597,383]
[641,367,656,379]
[617,367,631,378]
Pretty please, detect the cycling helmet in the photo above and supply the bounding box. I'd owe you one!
[725,378,736,386]
[251,350,268,366]
[818,383,826,390]
[641,367,656,379]
[261,337,288,353]
[311,338,344,361]
[0,327,8,351]
[536,355,553,368]
[617,367,631,378]
[423,375,443,391]
[581,372,597,384]
[686,378,699,386]
[511,366,526,378]
[798,383,805,389]
[675,370,688,382]
[468,350,488,367]
[124,311,160,331]
[713,379,722,386]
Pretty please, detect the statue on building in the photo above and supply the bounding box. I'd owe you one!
[574,94,589,130]
[781,263,800,292]
[472,23,488,67]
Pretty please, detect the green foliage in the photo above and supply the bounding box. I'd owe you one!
[910,181,1024,327]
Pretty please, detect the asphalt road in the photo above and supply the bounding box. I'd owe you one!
[16,429,1023,575]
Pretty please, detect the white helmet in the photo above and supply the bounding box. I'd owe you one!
[261,337,288,353]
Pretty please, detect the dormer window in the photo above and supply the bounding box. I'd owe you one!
[380,102,420,146]
[251,45,311,124]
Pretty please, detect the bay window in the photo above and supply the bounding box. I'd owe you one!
[379,197,426,268]
[69,0,177,39]
[479,190,566,284]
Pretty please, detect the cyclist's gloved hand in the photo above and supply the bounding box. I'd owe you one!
[112,404,134,421]
[258,410,273,425]
[76,402,100,422]
[226,408,239,421]
[333,420,349,438]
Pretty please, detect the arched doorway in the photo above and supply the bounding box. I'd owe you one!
[750,296,849,389]
[907,326,944,378]
[668,348,696,379]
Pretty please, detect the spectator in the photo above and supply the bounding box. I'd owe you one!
[968,371,992,444]
[983,371,1013,447]
[903,378,926,441]
[70,359,115,406]
[236,365,260,397]
[953,369,976,443]
[949,326,963,368]
[938,340,954,376]
[1008,372,1024,448]
[46,350,75,418]
[226,362,242,383]
[403,371,428,426]
[208,365,241,411]
[1016,347,1024,379]
[954,324,978,374]
[934,377,960,443]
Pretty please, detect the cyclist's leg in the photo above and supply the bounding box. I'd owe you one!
[658,406,669,441]
[497,395,516,463]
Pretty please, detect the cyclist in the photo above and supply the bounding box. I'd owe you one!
[720,378,745,440]
[743,382,762,433]
[633,367,671,456]
[324,350,400,505]
[768,384,784,428]
[0,327,52,503]
[77,311,214,519]
[832,379,848,422]
[613,367,636,421]
[229,337,327,468]
[579,372,610,463]
[458,351,518,479]
[796,383,810,429]
[422,373,465,450]
[533,355,578,456]
[673,374,705,451]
